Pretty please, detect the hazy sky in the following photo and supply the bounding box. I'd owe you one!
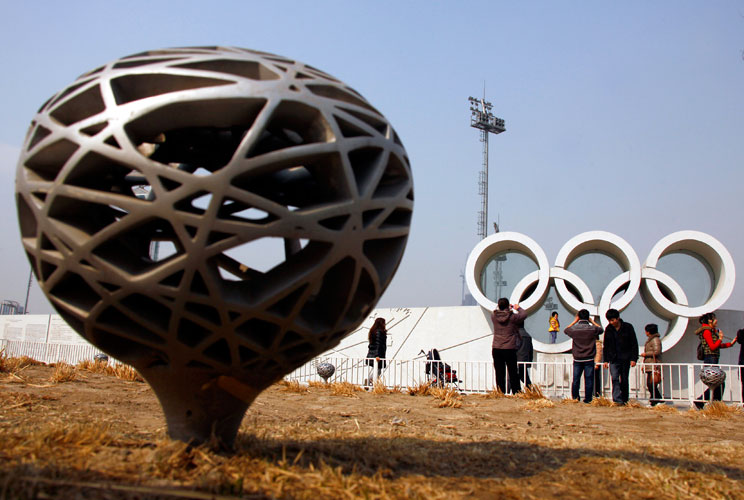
[1,1,743,315]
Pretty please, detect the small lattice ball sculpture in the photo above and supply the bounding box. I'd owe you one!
[15,47,412,446]
[316,362,336,382]
[699,366,726,389]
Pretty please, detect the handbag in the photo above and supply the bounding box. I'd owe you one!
[651,353,661,385]
[696,341,704,361]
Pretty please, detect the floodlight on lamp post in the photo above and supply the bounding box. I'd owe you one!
[467,95,505,240]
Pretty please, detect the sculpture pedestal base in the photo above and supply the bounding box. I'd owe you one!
[140,368,260,448]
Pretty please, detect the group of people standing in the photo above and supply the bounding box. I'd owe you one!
[563,308,649,405]
[367,303,744,404]
[491,299,744,405]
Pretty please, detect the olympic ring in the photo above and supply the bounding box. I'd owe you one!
[465,230,735,354]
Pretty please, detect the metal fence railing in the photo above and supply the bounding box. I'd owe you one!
[3,339,742,405]
[287,356,744,405]
[1,339,108,366]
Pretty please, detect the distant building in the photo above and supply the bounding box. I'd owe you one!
[461,293,477,306]
[0,300,22,315]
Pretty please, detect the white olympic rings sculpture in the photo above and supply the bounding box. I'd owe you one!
[465,231,735,354]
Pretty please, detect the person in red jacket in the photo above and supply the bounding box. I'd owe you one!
[491,297,526,394]
[736,329,744,402]
[695,312,735,407]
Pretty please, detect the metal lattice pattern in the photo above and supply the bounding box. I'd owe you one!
[316,362,336,382]
[16,47,412,387]
[699,366,726,388]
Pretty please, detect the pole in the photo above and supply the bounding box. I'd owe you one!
[482,129,489,240]
[468,94,504,241]
[24,267,33,314]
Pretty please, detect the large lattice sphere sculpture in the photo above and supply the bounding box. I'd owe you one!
[699,366,726,389]
[15,47,413,445]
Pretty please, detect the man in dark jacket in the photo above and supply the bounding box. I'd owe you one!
[564,309,603,403]
[516,321,533,387]
[603,308,638,405]
[491,297,527,394]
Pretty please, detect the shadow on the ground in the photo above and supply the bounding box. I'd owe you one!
[0,467,256,500]
[236,434,744,481]
[1,435,741,499]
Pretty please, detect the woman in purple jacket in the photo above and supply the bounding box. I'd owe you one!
[491,297,527,394]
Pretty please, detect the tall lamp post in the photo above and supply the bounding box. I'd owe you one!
[23,267,32,314]
[468,95,505,241]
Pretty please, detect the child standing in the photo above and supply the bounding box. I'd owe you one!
[549,312,560,344]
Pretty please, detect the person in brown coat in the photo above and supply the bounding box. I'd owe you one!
[491,297,527,394]
[640,323,662,405]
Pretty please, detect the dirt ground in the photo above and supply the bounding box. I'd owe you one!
[1,363,743,499]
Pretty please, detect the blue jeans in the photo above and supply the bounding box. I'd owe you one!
[572,360,595,403]
[550,331,557,344]
[610,360,631,404]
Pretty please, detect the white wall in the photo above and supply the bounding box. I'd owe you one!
[0,314,87,344]
[2,306,742,365]
[331,306,744,365]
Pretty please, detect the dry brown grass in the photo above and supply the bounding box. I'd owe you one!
[584,397,641,408]
[370,379,387,394]
[76,359,109,374]
[515,384,546,400]
[307,380,326,388]
[407,380,432,396]
[49,362,77,383]
[370,379,404,394]
[429,386,463,408]
[522,398,555,410]
[2,364,744,500]
[278,380,308,393]
[75,359,144,382]
[329,381,362,397]
[480,387,506,399]
[650,404,679,413]
[111,364,144,382]
[0,352,44,375]
[589,396,613,407]
[1,391,35,410]
[560,397,580,405]
[689,401,744,419]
